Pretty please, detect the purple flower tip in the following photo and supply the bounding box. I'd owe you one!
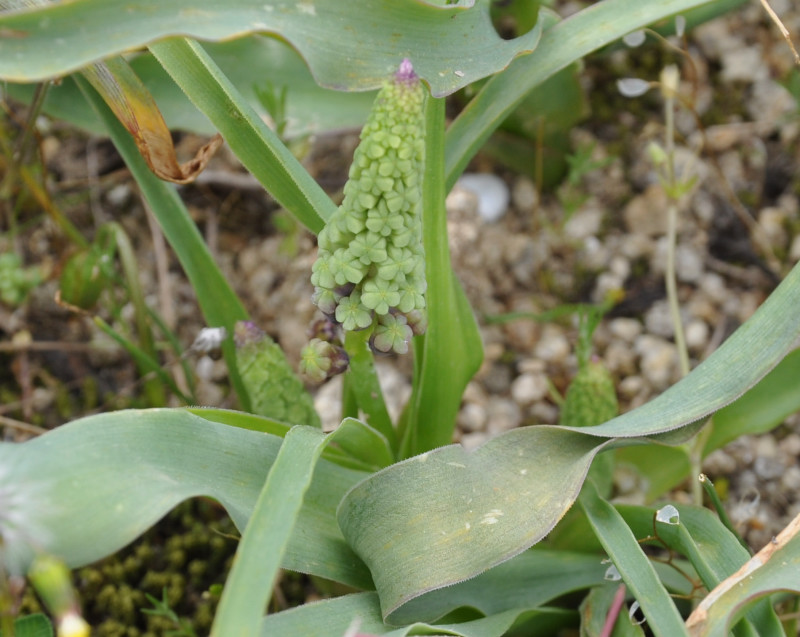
[234,320,265,347]
[395,58,417,84]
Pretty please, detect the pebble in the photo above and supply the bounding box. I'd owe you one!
[510,372,549,405]
[758,207,788,250]
[644,301,680,339]
[675,244,705,283]
[458,403,487,433]
[564,206,604,241]
[617,375,645,399]
[511,176,539,214]
[791,235,800,262]
[634,334,678,389]
[608,318,643,343]
[685,319,709,350]
[721,47,768,83]
[486,397,522,435]
[530,402,559,424]
[753,456,784,482]
[460,431,489,452]
[703,448,738,475]
[483,363,513,395]
[624,185,670,236]
[456,173,511,223]
[781,466,800,492]
[604,341,637,376]
[534,325,571,364]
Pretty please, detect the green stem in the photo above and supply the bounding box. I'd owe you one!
[699,473,751,553]
[343,329,397,455]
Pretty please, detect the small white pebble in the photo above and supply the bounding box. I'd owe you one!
[458,403,487,433]
[609,318,643,343]
[534,325,571,363]
[685,319,709,350]
[781,465,800,491]
[511,372,549,405]
[456,173,510,223]
[486,397,522,435]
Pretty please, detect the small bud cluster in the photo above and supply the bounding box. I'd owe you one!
[299,318,349,383]
[311,59,427,355]
[234,321,321,427]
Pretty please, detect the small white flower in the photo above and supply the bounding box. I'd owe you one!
[191,326,228,353]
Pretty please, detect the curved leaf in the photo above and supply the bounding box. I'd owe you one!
[339,260,800,623]
[0,409,372,589]
[0,0,541,97]
[686,513,800,637]
[567,259,800,439]
[261,592,574,637]
[579,484,689,637]
[338,427,608,623]
[7,38,377,138]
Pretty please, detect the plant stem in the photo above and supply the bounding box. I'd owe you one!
[663,72,702,505]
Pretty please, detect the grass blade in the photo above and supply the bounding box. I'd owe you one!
[210,425,328,636]
[76,75,252,410]
[149,38,334,234]
[579,482,689,637]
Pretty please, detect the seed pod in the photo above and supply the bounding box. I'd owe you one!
[311,58,426,354]
[559,359,618,428]
[235,321,321,427]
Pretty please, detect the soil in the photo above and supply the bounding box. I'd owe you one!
[2,1,800,632]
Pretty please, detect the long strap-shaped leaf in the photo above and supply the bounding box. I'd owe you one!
[0,0,541,97]
[579,483,689,637]
[338,259,800,622]
[149,37,334,234]
[77,75,254,409]
[0,410,372,589]
[401,95,483,457]
[211,425,327,636]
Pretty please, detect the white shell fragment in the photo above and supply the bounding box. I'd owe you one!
[456,173,510,223]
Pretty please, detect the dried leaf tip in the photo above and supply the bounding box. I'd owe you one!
[395,58,418,84]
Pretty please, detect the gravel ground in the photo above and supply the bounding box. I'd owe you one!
[2,1,800,552]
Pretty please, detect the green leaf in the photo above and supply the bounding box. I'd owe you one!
[262,592,574,637]
[0,0,542,97]
[707,348,800,454]
[618,503,783,635]
[2,615,53,637]
[579,483,689,637]
[7,38,377,138]
[0,409,372,589]
[211,425,328,636]
[76,75,252,410]
[149,37,335,235]
[579,585,645,637]
[401,95,483,457]
[338,427,609,623]
[685,515,800,637]
[569,260,800,440]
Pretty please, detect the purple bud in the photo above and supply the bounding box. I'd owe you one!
[234,320,264,347]
[395,58,418,85]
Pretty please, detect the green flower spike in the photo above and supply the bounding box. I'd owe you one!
[310,58,427,353]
